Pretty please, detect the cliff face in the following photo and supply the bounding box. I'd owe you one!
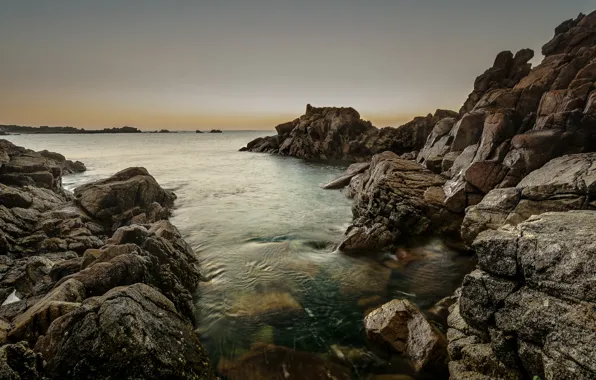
[331,11,596,380]
[321,10,596,254]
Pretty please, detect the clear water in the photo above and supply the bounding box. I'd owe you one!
[4,132,475,379]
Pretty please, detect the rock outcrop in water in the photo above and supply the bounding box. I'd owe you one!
[241,105,457,161]
[0,139,216,379]
[318,10,596,255]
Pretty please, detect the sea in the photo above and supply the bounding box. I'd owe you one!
[4,131,475,379]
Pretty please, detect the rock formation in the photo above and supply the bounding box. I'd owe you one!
[333,10,596,380]
[241,105,457,161]
[328,10,596,254]
[448,212,596,379]
[0,139,216,379]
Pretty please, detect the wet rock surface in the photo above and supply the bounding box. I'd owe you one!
[0,140,215,379]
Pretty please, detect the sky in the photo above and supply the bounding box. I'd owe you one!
[0,0,594,130]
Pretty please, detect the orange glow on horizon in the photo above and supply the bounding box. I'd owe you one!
[1,101,423,131]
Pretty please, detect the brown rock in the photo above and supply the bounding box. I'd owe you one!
[364,299,447,373]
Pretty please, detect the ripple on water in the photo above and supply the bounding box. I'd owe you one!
[4,134,475,379]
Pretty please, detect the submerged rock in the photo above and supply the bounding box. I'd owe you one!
[217,343,351,380]
[229,292,303,319]
[364,299,447,374]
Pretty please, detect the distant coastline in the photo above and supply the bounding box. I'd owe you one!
[0,125,233,134]
[0,125,143,134]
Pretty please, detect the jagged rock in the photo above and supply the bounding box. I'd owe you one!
[339,152,455,251]
[38,149,86,174]
[449,343,522,380]
[80,243,140,270]
[459,269,517,329]
[518,340,545,379]
[427,294,458,326]
[0,342,44,379]
[372,110,458,156]
[364,299,447,373]
[460,49,534,115]
[36,283,216,380]
[460,188,521,245]
[321,162,369,190]
[107,224,149,245]
[452,211,596,380]
[542,12,596,56]
[73,167,175,228]
[8,278,85,344]
[242,105,457,161]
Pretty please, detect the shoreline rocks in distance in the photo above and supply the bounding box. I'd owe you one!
[0,139,217,379]
[0,125,143,134]
[240,104,457,161]
[209,129,223,133]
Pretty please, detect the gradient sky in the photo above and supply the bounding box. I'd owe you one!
[1,1,593,130]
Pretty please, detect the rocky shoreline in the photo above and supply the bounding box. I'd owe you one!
[242,11,596,380]
[0,139,217,378]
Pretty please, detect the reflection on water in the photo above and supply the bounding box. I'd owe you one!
[4,132,475,379]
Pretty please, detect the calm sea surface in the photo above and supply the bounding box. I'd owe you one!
[5,132,474,378]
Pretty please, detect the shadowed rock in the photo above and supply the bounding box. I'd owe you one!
[36,284,216,380]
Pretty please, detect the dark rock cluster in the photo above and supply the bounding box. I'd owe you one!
[0,139,216,379]
[241,105,456,161]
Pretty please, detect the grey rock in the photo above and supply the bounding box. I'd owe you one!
[36,283,216,380]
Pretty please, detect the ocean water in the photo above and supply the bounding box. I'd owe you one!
[4,132,475,379]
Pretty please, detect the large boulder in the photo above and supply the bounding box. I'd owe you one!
[73,167,175,228]
[339,152,458,251]
[36,283,216,380]
[364,299,447,374]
